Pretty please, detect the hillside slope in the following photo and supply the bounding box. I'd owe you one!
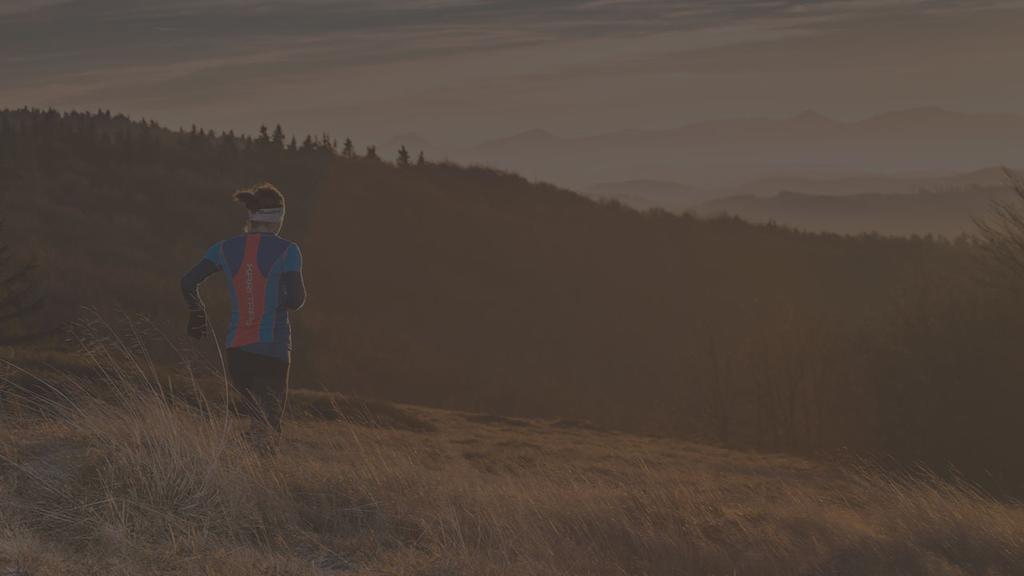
[1,360,1022,576]
[4,108,1024,495]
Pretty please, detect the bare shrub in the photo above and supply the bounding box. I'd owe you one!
[976,168,1024,284]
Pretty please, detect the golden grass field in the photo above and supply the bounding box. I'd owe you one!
[1,344,1023,576]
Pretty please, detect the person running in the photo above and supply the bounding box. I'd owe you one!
[181,183,306,444]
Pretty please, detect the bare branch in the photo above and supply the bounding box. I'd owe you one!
[975,168,1024,285]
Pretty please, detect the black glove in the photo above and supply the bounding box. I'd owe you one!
[187,308,207,340]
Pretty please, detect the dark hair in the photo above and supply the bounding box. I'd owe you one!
[233,183,284,212]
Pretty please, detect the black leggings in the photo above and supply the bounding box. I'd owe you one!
[225,348,290,432]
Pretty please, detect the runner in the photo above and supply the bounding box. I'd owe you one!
[181,183,306,447]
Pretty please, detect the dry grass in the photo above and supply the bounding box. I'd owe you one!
[1,346,1023,575]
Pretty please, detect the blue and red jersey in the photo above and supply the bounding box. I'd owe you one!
[182,233,305,361]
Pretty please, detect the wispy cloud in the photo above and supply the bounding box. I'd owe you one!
[2,0,1022,146]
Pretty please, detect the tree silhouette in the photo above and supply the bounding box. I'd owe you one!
[301,135,315,153]
[342,138,355,159]
[416,151,426,167]
[257,124,270,145]
[365,145,379,161]
[272,124,286,148]
[397,145,410,167]
[320,133,335,154]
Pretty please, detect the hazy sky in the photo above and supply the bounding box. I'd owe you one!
[3,0,1024,149]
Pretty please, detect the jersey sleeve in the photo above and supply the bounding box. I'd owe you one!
[281,243,305,310]
[283,243,302,273]
[202,242,224,269]
[181,242,223,311]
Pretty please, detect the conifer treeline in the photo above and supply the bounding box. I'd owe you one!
[3,108,1023,494]
[0,108,421,171]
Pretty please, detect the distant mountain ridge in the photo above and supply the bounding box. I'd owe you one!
[714,166,1017,200]
[467,108,1024,189]
[582,167,1020,237]
[486,108,1024,151]
[694,175,1018,238]
[582,179,709,213]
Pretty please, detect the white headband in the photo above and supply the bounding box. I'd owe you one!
[249,207,285,223]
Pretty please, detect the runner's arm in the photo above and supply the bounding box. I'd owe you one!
[282,244,305,310]
[181,243,223,312]
[181,258,219,311]
[283,271,306,310]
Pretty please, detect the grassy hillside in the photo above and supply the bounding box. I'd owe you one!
[4,108,1024,495]
[1,346,1022,575]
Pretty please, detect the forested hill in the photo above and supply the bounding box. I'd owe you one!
[3,108,1024,494]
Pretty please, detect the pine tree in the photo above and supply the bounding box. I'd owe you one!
[416,151,426,167]
[342,138,355,159]
[301,135,315,153]
[257,124,270,145]
[272,124,286,148]
[397,145,410,167]
[365,145,379,161]
[320,133,335,154]
[287,136,298,152]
